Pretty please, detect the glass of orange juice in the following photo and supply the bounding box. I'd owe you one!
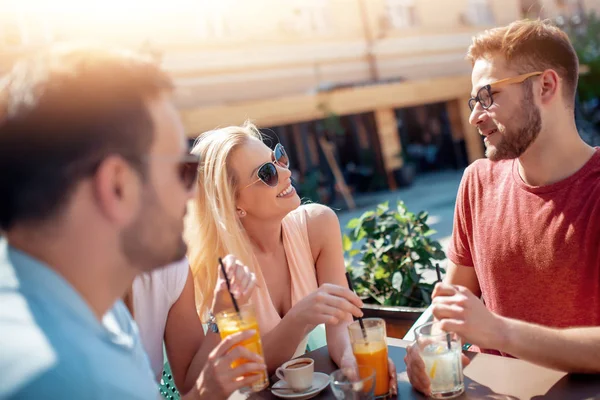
[348,318,390,399]
[215,304,269,392]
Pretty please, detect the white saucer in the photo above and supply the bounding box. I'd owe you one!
[271,372,329,399]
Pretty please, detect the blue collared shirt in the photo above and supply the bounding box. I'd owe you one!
[0,239,159,399]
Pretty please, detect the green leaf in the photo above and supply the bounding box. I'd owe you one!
[420,286,432,305]
[346,218,361,229]
[360,210,375,220]
[410,268,420,283]
[392,272,404,291]
[396,201,407,213]
[423,229,437,237]
[374,267,390,280]
[342,234,352,252]
[377,202,390,214]
[349,249,361,257]
[356,228,367,242]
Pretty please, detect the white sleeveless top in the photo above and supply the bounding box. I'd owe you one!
[132,258,189,381]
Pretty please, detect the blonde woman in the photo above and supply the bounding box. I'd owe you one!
[186,123,397,394]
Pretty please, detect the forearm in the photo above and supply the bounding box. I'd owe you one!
[498,317,600,373]
[183,331,221,393]
[181,389,200,400]
[262,313,311,373]
[326,320,354,367]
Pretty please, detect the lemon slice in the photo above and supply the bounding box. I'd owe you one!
[429,360,438,379]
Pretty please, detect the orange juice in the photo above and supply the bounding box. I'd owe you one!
[216,306,268,392]
[352,341,389,397]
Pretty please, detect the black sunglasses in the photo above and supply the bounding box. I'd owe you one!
[243,143,290,189]
[143,153,199,190]
[178,154,200,190]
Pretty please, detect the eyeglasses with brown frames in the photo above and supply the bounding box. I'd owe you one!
[468,71,543,111]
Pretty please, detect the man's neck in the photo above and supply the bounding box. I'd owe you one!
[7,226,134,320]
[517,123,595,187]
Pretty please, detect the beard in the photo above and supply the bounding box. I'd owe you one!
[485,88,542,161]
[120,185,187,273]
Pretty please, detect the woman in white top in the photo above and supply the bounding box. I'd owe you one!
[124,255,259,398]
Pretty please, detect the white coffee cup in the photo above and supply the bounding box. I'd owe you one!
[275,358,314,391]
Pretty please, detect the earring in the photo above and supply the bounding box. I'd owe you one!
[237,209,247,217]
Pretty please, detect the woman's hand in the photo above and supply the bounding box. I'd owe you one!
[339,354,398,396]
[212,255,256,313]
[192,330,266,400]
[286,283,364,333]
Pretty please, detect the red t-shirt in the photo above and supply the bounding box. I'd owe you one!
[448,148,600,353]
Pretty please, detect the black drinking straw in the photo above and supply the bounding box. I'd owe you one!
[435,263,452,350]
[219,257,240,313]
[345,272,368,341]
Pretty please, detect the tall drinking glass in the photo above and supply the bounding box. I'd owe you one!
[215,304,269,392]
[347,318,389,399]
[330,365,376,400]
[415,321,464,399]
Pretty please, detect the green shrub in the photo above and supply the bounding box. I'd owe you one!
[344,201,446,308]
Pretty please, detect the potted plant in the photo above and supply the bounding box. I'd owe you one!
[343,201,446,337]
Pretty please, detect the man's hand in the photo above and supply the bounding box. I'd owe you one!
[431,283,506,350]
[404,342,470,395]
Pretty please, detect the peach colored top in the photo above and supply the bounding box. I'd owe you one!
[250,206,318,357]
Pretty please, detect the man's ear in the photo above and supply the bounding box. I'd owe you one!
[92,155,142,226]
[539,69,560,106]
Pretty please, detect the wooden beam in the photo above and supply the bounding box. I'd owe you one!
[374,108,403,190]
[319,138,356,210]
[290,124,307,174]
[445,99,465,141]
[180,75,472,136]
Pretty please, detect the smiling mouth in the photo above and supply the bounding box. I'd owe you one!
[277,184,294,198]
[481,128,498,137]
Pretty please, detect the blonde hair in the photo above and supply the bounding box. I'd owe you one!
[467,19,579,106]
[185,121,263,318]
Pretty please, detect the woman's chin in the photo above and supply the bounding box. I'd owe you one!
[278,192,302,212]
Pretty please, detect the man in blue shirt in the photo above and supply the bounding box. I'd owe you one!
[0,45,265,399]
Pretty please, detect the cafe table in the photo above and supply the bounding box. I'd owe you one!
[232,338,600,400]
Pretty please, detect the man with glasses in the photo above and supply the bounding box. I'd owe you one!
[405,19,600,395]
[0,45,265,399]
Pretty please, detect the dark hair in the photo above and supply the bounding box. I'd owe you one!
[0,44,174,230]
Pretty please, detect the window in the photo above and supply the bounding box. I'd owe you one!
[286,0,331,35]
[520,0,542,19]
[555,0,584,17]
[195,0,231,39]
[386,0,417,29]
[465,0,495,26]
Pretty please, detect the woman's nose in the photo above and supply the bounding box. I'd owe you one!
[277,163,292,180]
